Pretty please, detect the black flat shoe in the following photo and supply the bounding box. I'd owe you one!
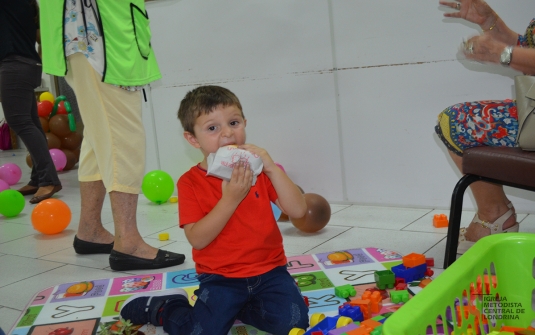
[73,235,114,254]
[109,249,185,271]
[29,185,62,204]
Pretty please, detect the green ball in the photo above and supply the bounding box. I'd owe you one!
[0,189,25,217]
[142,170,175,204]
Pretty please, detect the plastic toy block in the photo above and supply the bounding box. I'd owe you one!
[402,253,426,268]
[418,278,432,288]
[305,315,354,335]
[345,328,370,335]
[373,270,395,289]
[348,299,371,320]
[361,291,382,313]
[169,196,178,203]
[389,289,409,304]
[360,319,382,331]
[391,262,427,282]
[394,282,407,290]
[425,267,434,277]
[364,287,388,300]
[433,213,448,227]
[394,277,405,285]
[455,305,487,330]
[327,322,359,335]
[311,332,323,335]
[339,304,364,322]
[370,325,383,335]
[158,232,169,241]
[425,257,435,267]
[335,284,357,299]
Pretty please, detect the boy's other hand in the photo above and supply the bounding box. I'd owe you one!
[239,144,276,173]
[222,161,253,204]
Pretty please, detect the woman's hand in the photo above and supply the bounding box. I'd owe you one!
[462,33,506,64]
[439,0,496,30]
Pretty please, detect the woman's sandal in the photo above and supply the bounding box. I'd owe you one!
[457,203,519,255]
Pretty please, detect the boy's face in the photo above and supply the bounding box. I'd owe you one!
[184,104,247,159]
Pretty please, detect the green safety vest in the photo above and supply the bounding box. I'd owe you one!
[40,0,161,86]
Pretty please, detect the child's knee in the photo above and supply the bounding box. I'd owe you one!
[271,301,309,334]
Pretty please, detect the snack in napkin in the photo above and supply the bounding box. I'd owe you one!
[206,145,263,185]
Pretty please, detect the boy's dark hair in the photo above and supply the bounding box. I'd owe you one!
[178,85,243,134]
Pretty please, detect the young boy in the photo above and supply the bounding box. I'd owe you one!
[120,85,310,335]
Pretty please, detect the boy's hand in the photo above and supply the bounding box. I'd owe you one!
[221,161,253,204]
[239,144,277,173]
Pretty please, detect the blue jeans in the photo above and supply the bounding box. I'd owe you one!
[162,266,309,335]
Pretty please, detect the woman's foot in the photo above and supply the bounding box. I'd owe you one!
[458,203,519,254]
[29,185,62,204]
[17,184,39,196]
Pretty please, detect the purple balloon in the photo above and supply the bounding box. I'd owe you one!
[0,179,9,192]
[0,163,22,185]
[49,149,67,171]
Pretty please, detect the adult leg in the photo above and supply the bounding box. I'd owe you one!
[75,180,114,244]
[449,151,517,242]
[65,54,183,267]
[0,56,60,197]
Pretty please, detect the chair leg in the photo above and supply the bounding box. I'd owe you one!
[443,174,480,268]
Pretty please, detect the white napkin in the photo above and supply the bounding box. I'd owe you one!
[206,146,263,185]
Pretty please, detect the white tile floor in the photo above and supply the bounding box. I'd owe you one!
[1,149,534,333]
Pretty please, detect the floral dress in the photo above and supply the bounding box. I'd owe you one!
[435,19,535,156]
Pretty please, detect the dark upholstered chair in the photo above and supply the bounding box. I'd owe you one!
[444,147,535,268]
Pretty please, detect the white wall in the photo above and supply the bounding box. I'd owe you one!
[142,0,535,212]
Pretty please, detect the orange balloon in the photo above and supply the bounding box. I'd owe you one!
[31,199,71,234]
[45,132,61,149]
[49,114,71,137]
[290,193,331,233]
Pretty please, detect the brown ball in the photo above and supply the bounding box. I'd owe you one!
[61,149,77,171]
[39,117,49,132]
[296,184,305,194]
[290,193,331,233]
[45,132,61,149]
[72,148,81,163]
[49,114,71,137]
[60,131,83,150]
[26,153,33,168]
[278,212,290,222]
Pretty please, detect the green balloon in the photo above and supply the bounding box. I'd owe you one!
[142,170,175,204]
[0,189,25,217]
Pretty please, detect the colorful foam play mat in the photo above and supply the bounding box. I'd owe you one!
[10,247,445,335]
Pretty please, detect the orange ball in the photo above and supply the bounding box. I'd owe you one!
[290,193,331,233]
[31,199,71,234]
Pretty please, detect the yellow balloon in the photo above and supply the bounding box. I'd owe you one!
[39,91,55,104]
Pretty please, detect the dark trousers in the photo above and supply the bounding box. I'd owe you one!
[0,55,60,187]
[163,266,310,335]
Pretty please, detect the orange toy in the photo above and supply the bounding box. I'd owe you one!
[433,214,448,228]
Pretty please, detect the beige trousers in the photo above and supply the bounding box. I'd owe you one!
[65,53,145,194]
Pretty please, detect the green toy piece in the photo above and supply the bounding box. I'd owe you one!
[334,284,356,299]
[374,270,395,289]
[389,290,409,304]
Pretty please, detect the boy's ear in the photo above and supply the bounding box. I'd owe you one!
[183,131,201,148]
